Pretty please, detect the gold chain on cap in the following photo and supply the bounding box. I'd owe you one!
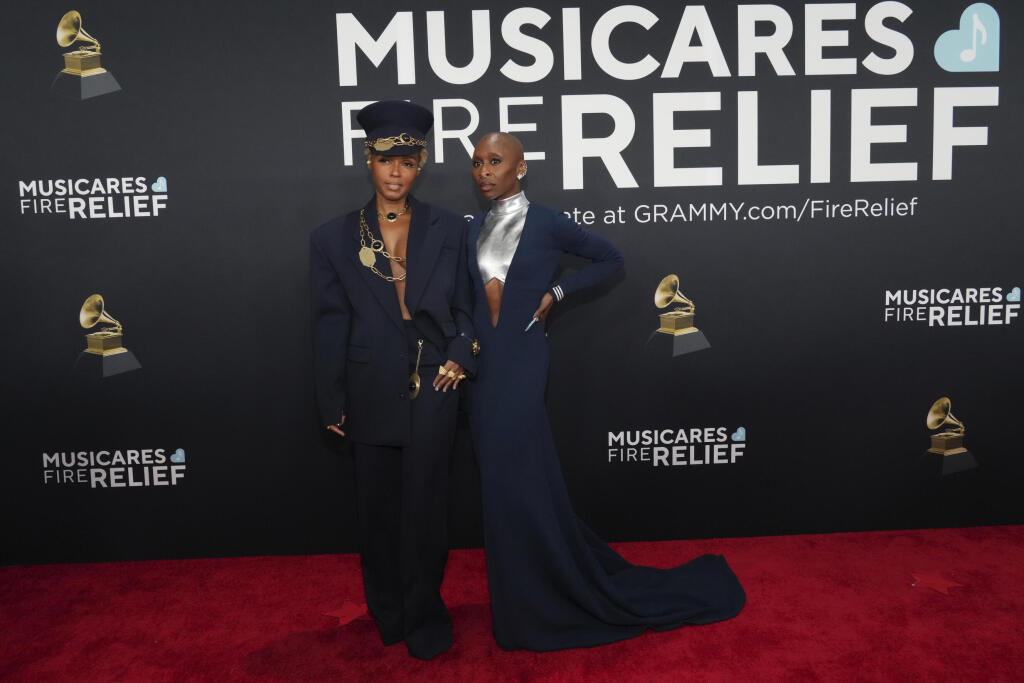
[364,132,427,152]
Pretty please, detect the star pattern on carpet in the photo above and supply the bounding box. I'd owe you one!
[323,600,368,626]
[911,570,964,595]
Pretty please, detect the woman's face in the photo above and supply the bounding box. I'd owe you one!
[368,152,420,202]
[472,137,524,201]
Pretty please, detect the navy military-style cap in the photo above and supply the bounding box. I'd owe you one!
[357,100,434,157]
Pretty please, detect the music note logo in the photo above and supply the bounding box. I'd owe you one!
[935,3,1000,72]
[959,13,987,63]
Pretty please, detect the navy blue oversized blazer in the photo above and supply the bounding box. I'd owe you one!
[311,196,477,446]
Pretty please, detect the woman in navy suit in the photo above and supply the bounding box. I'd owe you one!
[466,132,745,651]
[310,100,476,660]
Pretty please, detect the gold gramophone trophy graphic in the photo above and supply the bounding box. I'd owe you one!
[924,397,977,475]
[78,294,141,377]
[647,274,710,356]
[51,11,121,100]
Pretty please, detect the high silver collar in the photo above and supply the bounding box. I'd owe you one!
[489,191,529,216]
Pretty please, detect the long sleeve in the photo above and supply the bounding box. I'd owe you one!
[547,211,624,301]
[311,234,351,427]
[444,219,478,376]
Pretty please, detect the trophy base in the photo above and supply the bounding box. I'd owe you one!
[919,449,978,476]
[63,50,103,74]
[656,326,699,336]
[926,446,968,456]
[84,346,128,357]
[62,67,108,77]
[645,329,710,357]
[75,348,141,378]
[51,70,121,100]
[85,331,127,355]
[927,432,966,455]
[657,311,696,336]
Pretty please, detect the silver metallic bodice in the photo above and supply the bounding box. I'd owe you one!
[477,191,529,284]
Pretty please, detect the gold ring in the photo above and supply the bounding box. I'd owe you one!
[437,366,447,376]
[457,374,467,380]
[446,370,457,379]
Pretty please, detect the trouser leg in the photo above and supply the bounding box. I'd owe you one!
[353,442,404,645]
[400,379,458,660]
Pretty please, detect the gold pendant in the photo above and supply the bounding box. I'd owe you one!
[358,246,376,267]
[408,338,424,399]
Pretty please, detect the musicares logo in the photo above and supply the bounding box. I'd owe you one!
[883,285,1020,326]
[607,427,746,467]
[336,5,1001,191]
[42,448,187,489]
[17,176,169,219]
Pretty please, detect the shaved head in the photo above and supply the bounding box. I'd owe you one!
[477,132,524,163]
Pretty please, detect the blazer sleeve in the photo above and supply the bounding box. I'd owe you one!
[444,219,478,376]
[547,210,625,302]
[311,233,351,427]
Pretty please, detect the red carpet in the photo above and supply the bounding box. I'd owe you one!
[2,526,1023,681]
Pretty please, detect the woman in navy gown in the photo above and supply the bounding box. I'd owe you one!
[467,132,745,651]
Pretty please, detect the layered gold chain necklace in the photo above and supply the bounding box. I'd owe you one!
[358,208,407,281]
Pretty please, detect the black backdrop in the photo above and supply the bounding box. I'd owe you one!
[3,0,1021,565]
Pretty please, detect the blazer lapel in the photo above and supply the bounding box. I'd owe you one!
[467,211,486,288]
[404,197,445,313]
[349,197,406,334]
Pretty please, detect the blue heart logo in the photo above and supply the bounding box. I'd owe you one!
[151,176,168,193]
[1007,287,1021,303]
[731,427,746,442]
[170,448,186,463]
[934,3,999,72]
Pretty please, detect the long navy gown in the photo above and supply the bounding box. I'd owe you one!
[467,200,746,651]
